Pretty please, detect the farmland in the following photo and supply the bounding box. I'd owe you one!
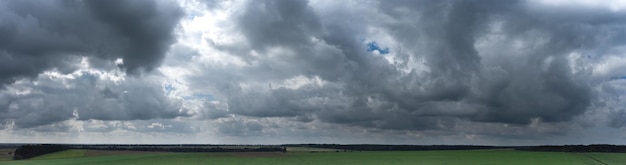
[0,148,14,161]
[2,149,626,165]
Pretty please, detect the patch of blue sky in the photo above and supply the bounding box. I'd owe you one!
[79,71,98,81]
[366,41,390,55]
[186,11,202,19]
[164,84,176,95]
[610,76,626,81]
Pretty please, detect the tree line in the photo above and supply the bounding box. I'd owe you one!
[515,145,626,153]
[283,144,507,151]
[13,144,286,160]
[13,144,69,160]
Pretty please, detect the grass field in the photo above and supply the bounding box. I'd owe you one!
[30,150,87,160]
[1,149,626,165]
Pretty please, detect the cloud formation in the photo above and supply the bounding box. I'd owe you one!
[1,0,626,145]
[0,0,182,85]
[191,0,600,127]
[0,69,187,129]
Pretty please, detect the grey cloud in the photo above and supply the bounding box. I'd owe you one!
[197,101,231,120]
[3,0,625,144]
[16,119,195,134]
[135,120,196,133]
[186,0,626,135]
[0,72,187,129]
[467,56,591,124]
[609,109,626,128]
[0,0,182,85]
[30,122,74,133]
[85,0,183,74]
[227,87,321,118]
[321,0,596,126]
[217,119,265,136]
[238,0,323,51]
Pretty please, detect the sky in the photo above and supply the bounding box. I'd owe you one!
[1,0,626,145]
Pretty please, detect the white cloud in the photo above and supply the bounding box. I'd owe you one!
[529,0,626,11]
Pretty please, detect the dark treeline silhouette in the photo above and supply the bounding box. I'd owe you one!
[73,145,286,153]
[13,144,286,159]
[13,144,69,160]
[283,144,508,151]
[515,144,626,153]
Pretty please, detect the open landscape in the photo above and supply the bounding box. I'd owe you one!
[2,149,626,165]
[2,144,626,165]
[2,0,626,164]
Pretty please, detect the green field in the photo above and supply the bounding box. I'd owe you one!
[30,150,87,160]
[1,149,625,165]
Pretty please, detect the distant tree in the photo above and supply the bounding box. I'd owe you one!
[14,144,68,160]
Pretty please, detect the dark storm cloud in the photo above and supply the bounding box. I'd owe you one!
[85,0,183,74]
[192,0,626,134]
[202,0,477,129]
[0,0,182,85]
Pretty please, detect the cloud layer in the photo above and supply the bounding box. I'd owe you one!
[1,0,626,145]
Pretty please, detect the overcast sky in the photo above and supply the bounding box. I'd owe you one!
[1,0,626,145]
